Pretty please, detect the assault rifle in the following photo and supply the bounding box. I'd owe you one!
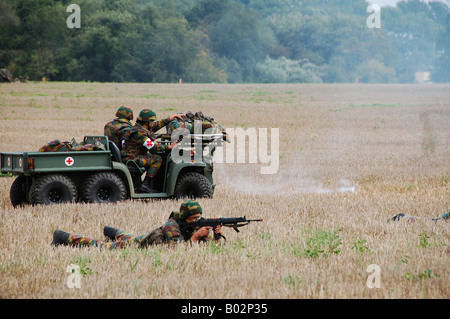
[181,216,263,240]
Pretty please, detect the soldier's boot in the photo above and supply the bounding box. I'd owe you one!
[103,225,120,241]
[52,229,71,246]
[138,177,158,193]
[388,213,405,223]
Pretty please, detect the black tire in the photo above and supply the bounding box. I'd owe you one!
[80,172,126,203]
[30,174,77,205]
[174,171,213,199]
[10,175,29,207]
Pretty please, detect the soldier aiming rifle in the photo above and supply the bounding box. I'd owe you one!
[52,200,262,249]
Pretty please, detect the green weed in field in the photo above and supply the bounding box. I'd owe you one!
[405,269,439,282]
[417,231,446,249]
[418,231,431,248]
[130,257,140,271]
[0,172,12,178]
[152,250,162,268]
[259,231,271,241]
[292,228,342,258]
[352,237,371,254]
[283,274,302,289]
[396,255,410,268]
[71,255,94,277]
[304,228,342,258]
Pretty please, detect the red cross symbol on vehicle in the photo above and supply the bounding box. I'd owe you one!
[65,157,74,166]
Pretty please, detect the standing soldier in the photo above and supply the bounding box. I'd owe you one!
[51,200,223,249]
[104,106,134,150]
[121,109,184,193]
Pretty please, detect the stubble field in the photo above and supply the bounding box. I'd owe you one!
[0,82,449,299]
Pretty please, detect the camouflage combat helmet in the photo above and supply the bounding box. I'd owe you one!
[137,109,156,122]
[195,111,204,119]
[185,110,195,120]
[116,106,133,120]
[179,200,203,220]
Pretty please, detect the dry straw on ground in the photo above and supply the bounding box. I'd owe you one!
[0,82,448,299]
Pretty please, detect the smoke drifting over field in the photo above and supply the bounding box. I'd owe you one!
[214,161,357,196]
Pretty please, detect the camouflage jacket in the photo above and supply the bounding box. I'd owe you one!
[161,217,191,244]
[121,120,170,161]
[161,216,210,244]
[104,118,132,148]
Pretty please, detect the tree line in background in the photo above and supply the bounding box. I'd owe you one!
[0,0,449,83]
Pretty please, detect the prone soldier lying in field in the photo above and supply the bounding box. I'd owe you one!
[51,200,223,249]
[388,211,449,223]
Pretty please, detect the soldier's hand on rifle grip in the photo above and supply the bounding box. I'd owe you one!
[191,226,213,242]
[213,225,223,241]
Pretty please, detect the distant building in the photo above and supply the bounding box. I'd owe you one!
[415,71,431,83]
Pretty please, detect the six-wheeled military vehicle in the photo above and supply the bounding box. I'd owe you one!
[0,133,223,207]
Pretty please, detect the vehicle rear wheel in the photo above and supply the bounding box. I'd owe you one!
[30,174,78,205]
[174,172,213,199]
[10,175,30,207]
[81,172,127,203]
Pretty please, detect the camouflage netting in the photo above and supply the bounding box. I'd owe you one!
[166,111,226,137]
[38,138,106,152]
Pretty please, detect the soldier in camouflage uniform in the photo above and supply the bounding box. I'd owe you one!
[388,211,449,223]
[121,109,184,193]
[51,200,223,249]
[104,106,134,149]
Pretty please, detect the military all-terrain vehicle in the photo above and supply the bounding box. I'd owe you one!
[0,133,223,207]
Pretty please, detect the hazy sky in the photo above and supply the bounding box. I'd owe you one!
[368,0,449,6]
[367,0,400,6]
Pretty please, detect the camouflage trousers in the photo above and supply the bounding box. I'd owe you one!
[129,154,162,178]
[67,230,149,250]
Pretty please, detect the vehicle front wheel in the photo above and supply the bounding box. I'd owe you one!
[30,174,78,205]
[174,172,213,199]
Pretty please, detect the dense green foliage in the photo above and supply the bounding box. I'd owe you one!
[0,0,449,83]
